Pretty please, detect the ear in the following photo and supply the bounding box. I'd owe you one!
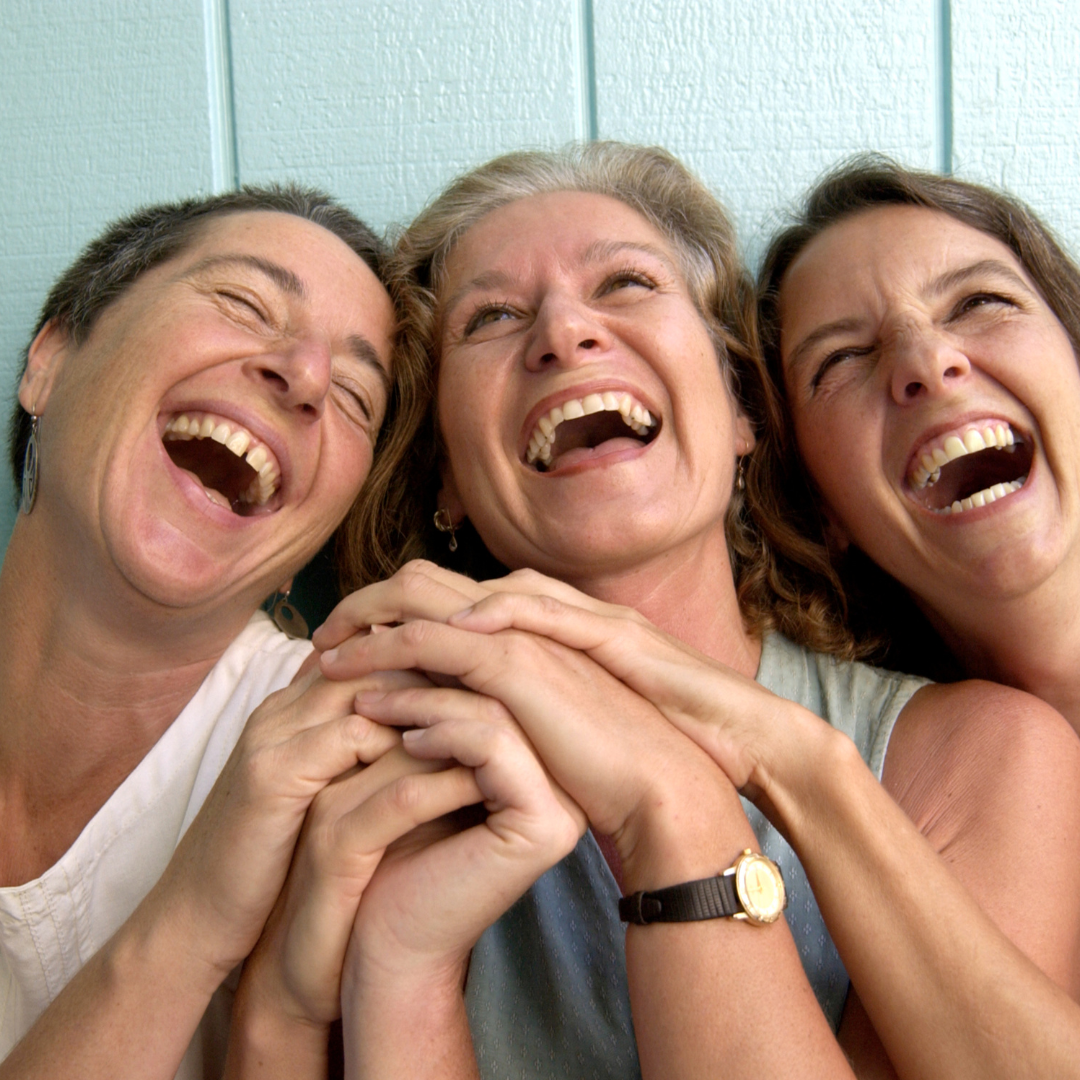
[19,320,71,416]
[276,577,294,595]
[733,410,757,456]
[436,460,468,526]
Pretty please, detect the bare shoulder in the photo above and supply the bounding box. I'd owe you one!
[883,681,1080,993]
[883,680,1080,824]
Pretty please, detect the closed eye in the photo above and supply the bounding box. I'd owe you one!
[218,289,270,324]
[811,345,875,391]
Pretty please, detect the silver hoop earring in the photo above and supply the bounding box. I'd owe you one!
[271,589,309,639]
[20,415,40,515]
[433,507,458,552]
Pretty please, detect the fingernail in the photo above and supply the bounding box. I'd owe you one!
[402,728,423,742]
[449,605,475,623]
[355,690,386,706]
[321,647,338,666]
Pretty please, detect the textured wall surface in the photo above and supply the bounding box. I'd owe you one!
[2,0,1079,551]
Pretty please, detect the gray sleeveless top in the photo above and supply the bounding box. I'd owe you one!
[464,633,929,1080]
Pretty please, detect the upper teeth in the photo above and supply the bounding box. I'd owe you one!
[525,392,656,466]
[163,412,281,506]
[911,423,1016,489]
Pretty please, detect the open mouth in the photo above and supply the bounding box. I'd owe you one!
[524,391,659,472]
[162,411,281,515]
[908,421,1032,514]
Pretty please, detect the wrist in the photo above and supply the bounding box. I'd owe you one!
[226,969,329,1077]
[757,722,864,848]
[616,756,758,893]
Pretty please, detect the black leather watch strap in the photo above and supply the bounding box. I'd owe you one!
[619,871,741,924]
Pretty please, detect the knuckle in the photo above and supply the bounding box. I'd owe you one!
[386,774,425,815]
[398,561,435,599]
[478,695,511,725]
[399,619,430,647]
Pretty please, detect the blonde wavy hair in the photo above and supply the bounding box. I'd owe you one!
[341,141,857,657]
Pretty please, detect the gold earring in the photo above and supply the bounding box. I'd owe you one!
[735,456,746,492]
[433,507,458,552]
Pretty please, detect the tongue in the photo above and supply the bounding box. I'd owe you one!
[549,435,644,471]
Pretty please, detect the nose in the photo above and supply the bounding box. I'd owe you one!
[887,321,971,404]
[247,335,332,419]
[524,294,613,372]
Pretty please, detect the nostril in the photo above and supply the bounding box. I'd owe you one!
[539,352,556,364]
[904,381,922,398]
[579,338,597,350]
[260,368,289,391]
[944,365,963,379]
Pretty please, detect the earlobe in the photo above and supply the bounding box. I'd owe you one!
[734,411,757,456]
[436,462,467,527]
[19,320,71,416]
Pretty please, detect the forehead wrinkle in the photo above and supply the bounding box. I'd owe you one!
[179,254,306,299]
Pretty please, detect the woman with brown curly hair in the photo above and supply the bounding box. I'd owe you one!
[251,144,1080,1079]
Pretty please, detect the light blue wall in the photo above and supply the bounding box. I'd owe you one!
[3,0,1079,552]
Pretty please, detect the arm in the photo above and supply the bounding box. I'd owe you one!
[437,578,1080,1079]
[0,669,409,1080]
[317,562,856,1080]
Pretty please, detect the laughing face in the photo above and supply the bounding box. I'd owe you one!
[20,210,394,611]
[779,204,1080,614]
[435,191,754,581]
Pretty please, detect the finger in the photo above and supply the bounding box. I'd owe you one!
[314,561,494,650]
[319,619,491,683]
[478,568,632,617]
[332,765,483,860]
[449,591,706,703]
[349,686,578,837]
[308,744,449,824]
[354,685,514,733]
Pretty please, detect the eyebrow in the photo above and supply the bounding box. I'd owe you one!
[924,258,1032,298]
[344,333,392,397]
[786,258,1034,372]
[180,254,306,298]
[442,239,679,320]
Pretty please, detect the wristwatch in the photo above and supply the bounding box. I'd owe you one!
[618,849,786,926]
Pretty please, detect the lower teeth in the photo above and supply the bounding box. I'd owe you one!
[939,477,1026,514]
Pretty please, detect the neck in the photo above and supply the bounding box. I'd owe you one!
[562,526,761,679]
[922,572,1080,733]
[0,514,256,838]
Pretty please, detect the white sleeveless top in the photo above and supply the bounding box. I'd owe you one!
[0,612,312,1076]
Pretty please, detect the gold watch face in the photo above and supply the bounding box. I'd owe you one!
[734,851,785,925]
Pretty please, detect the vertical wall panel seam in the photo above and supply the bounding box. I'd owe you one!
[935,0,953,174]
[574,0,599,141]
[203,0,240,191]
